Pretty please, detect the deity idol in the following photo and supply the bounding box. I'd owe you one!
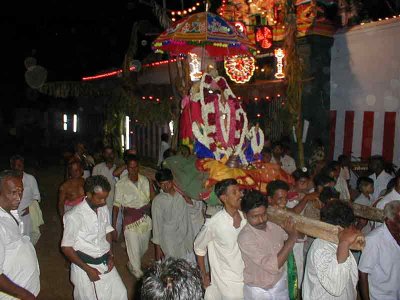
[185,73,263,165]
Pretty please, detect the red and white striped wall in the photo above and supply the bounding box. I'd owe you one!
[330,110,400,166]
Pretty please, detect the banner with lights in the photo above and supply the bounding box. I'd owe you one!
[255,26,273,50]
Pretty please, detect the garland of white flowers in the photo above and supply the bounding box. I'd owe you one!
[249,126,265,154]
[191,73,249,162]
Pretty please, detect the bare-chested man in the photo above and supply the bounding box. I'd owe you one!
[58,161,85,217]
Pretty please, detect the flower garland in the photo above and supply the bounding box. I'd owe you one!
[249,126,265,154]
[191,73,248,161]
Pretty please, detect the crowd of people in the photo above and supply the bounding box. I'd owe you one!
[0,138,399,300]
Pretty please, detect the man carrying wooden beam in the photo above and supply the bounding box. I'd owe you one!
[238,190,298,299]
[303,200,360,300]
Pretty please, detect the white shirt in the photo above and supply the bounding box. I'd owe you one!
[376,188,400,210]
[114,175,150,209]
[369,171,393,200]
[271,155,296,174]
[359,224,400,300]
[354,193,374,235]
[19,172,40,211]
[61,200,114,258]
[194,209,247,299]
[303,239,358,300]
[339,167,350,182]
[0,208,40,299]
[335,176,351,201]
[92,162,117,209]
[157,141,170,167]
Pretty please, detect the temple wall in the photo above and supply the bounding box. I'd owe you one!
[330,18,400,166]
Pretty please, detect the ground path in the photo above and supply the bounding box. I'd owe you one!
[35,163,155,299]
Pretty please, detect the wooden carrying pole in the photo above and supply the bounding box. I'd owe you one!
[267,206,365,251]
[352,203,384,222]
[305,201,384,223]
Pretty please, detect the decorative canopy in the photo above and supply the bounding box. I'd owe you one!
[152,11,255,57]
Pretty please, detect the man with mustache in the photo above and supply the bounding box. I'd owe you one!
[238,190,298,299]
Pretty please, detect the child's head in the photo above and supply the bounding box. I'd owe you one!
[357,176,374,195]
[261,147,272,163]
[292,168,311,192]
[267,180,289,209]
[313,174,336,193]
[319,186,340,205]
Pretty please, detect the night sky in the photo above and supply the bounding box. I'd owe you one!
[5,0,397,115]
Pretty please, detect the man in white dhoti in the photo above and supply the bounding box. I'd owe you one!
[358,201,400,300]
[303,200,359,300]
[0,170,40,299]
[194,179,246,300]
[61,175,127,300]
[113,155,154,278]
[92,147,117,216]
[152,169,194,263]
[10,155,42,245]
[238,190,299,300]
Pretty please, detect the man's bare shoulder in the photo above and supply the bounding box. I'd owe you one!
[61,177,85,188]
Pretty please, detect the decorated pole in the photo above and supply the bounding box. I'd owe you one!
[267,206,365,251]
[284,0,305,167]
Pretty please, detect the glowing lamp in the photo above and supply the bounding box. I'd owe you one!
[274,48,285,79]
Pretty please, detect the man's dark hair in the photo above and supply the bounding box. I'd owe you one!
[319,186,340,204]
[338,154,349,163]
[214,179,238,198]
[320,199,355,227]
[84,175,111,194]
[385,175,400,194]
[67,160,83,171]
[241,190,267,213]
[103,146,114,152]
[313,174,335,188]
[356,176,374,192]
[369,155,384,166]
[271,141,283,150]
[155,168,174,183]
[292,168,310,181]
[321,161,340,177]
[261,147,272,155]
[267,180,289,198]
[0,170,21,192]
[125,154,139,164]
[10,154,24,165]
[161,133,169,142]
[141,258,203,300]
[163,149,176,160]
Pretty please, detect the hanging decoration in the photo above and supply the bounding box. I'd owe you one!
[274,48,285,79]
[231,21,247,35]
[255,26,273,49]
[224,55,256,83]
[188,52,203,81]
[170,2,202,20]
